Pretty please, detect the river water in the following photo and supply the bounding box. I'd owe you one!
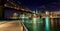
[21,18,60,31]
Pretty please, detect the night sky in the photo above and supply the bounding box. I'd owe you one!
[14,0,60,12]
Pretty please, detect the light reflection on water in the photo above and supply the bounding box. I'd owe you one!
[20,18,60,31]
[32,18,37,31]
[45,17,50,31]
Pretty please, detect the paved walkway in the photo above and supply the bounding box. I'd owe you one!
[0,21,25,31]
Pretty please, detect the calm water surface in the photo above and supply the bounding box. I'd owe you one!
[21,18,60,31]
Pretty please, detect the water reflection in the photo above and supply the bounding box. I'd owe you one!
[32,18,37,31]
[45,17,50,31]
[20,18,60,31]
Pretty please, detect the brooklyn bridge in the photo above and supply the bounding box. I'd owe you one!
[0,0,60,31]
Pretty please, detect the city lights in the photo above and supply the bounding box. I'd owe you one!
[1,0,60,31]
[33,18,36,23]
[22,14,25,22]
